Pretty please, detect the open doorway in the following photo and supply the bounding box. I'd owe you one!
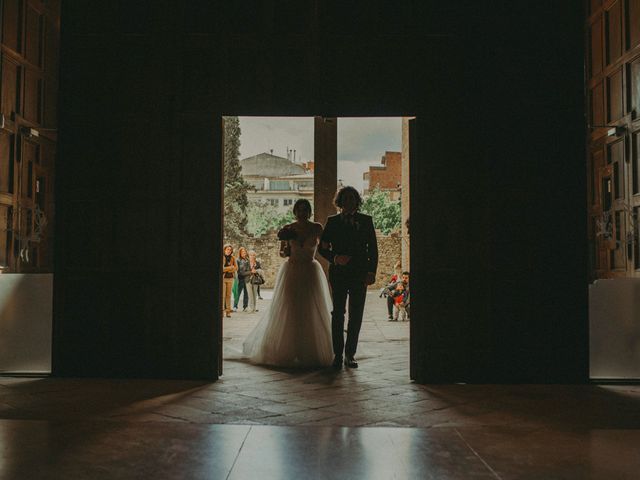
[337,117,410,370]
[221,116,316,361]
[221,116,411,386]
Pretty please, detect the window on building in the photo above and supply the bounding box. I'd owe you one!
[269,180,291,191]
[269,199,280,206]
[283,199,293,206]
[296,181,313,190]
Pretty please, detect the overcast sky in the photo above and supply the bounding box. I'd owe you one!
[238,117,402,192]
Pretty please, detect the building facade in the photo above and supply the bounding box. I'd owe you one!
[363,151,402,200]
[241,152,314,213]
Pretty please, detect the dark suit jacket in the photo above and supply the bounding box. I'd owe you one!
[319,212,378,280]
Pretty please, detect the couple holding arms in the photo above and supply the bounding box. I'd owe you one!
[243,186,378,369]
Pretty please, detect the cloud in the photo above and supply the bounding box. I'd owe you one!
[239,117,314,162]
[337,118,402,163]
[337,160,369,192]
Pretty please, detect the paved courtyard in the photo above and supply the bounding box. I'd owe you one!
[220,290,415,426]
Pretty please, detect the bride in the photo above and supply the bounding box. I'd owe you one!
[242,199,334,367]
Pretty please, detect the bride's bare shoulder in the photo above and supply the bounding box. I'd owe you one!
[282,222,297,231]
[313,222,323,233]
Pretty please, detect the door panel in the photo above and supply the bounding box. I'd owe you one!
[590,0,640,280]
[2,0,23,54]
[628,0,640,51]
[1,56,21,118]
[408,113,491,382]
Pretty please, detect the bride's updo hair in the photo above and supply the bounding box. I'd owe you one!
[293,199,312,220]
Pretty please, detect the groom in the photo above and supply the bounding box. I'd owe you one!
[319,186,378,369]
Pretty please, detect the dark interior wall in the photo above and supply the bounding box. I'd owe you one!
[459,3,588,382]
[54,1,586,381]
[410,2,588,383]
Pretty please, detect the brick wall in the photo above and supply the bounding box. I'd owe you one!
[367,151,402,191]
[224,232,402,290]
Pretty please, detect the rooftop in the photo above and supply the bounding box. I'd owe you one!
[241,153,308,177]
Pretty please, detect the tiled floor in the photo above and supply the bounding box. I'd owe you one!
[1,291,640,478]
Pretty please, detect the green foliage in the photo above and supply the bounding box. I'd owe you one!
[224,116,251,237]
[361,187,401,235]
[246,203,295,236]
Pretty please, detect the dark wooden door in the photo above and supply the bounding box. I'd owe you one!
[587,0,640,278]
[218,117,225,377]
[0,0,58,273]
[408,111,491,383]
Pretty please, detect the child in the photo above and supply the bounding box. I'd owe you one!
[391,282,408,322]
[381,261,403,320]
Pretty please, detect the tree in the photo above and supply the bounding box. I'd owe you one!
[223,116,251,237]
[246,202,295,236]
[360,187,401,235]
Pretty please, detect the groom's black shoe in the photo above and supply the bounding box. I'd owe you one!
[332,356,343,369]
[344,356,358,368]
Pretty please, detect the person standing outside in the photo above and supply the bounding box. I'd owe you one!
[222,244,237,318]
[234,247,250,311]
[384,261,402,320]
[246,250,263,313]
[319,186,378,369]
[391,282,409,321]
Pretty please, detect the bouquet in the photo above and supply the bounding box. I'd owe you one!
[277,225,296,257]
[277,226,297,241]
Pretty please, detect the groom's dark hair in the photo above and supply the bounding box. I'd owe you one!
[333,186,362,210]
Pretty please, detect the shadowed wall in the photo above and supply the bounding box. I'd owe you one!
[54,1,586,382]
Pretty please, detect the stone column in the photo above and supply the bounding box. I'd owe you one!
[314,117,337,226]
[401,117,411,271]
[314,117,337,270]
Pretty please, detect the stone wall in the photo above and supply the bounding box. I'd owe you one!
[224,232,402,290]
[224,232,283,288]
[373,232,403,289]
[401,117,410,270]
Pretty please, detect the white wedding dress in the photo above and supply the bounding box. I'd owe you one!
[242,235,334,367]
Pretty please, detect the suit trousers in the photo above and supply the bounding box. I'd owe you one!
[330,273,367,358]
